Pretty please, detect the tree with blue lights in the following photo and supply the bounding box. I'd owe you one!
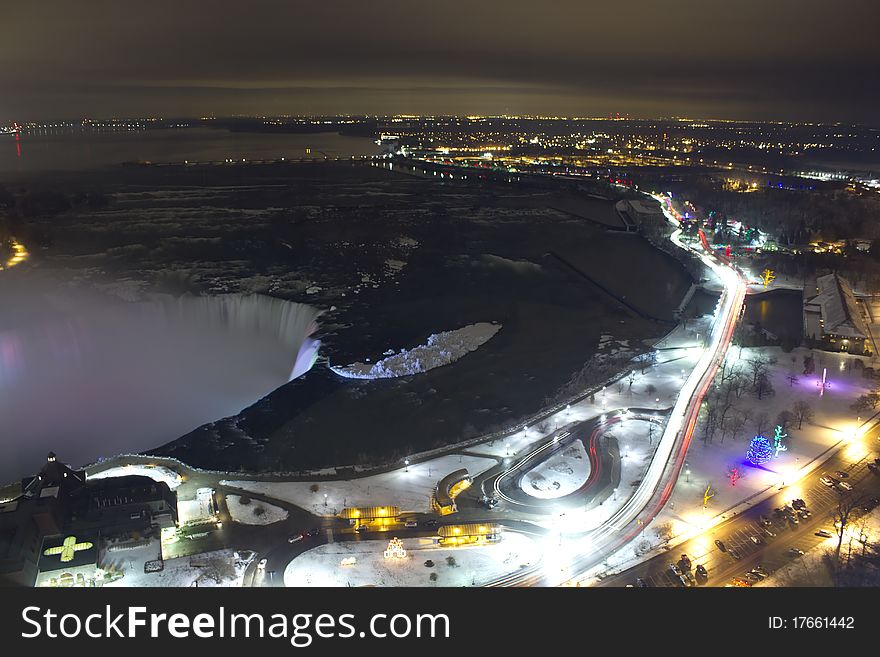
[747,435,773,465]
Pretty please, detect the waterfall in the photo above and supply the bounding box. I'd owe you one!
[0,292,321,484]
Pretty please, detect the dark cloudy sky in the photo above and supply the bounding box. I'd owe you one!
[2,0,877,122]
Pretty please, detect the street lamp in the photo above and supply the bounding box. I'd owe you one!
[404,459,409,472]
[685,462,690,483]
[323,493,328,507]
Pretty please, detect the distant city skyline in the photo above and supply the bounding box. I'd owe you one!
[2,0,877,124]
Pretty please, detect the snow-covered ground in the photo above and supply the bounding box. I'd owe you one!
[591,345,876,578]
[101,540,249,587]
[329,322,501,379]
[531,418,660,534]
[283,532,540,587]
[224,494,288,525]
[87,464,182,490]
[521,440,590,499]
[222,454,497,515]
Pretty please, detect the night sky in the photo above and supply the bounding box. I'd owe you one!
[2,0,877,122]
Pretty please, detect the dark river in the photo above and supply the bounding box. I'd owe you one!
[0,127,381,174]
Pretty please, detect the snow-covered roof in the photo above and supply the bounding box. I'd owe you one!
[806,273,868,339]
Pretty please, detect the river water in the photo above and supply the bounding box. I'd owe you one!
[0,268,320,483]
[0,127,380,174]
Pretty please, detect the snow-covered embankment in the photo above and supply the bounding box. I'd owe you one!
[329,322,501,379]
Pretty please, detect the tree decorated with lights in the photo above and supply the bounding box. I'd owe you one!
[727,465,742,487]
[702,483,717,508]
[772,425,788,457]
[746,435,773,465]
[760,269,776,288]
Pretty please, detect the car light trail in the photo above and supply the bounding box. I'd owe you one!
[488,191,748,587]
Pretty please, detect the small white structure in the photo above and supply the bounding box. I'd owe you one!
[383,537,407,559]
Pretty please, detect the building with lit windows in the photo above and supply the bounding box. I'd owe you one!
[431,469,472,515]
[803,273,871,355]
[437,523,500,546]
[0,452,177,587]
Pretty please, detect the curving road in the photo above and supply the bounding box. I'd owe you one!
[486,193,748,586]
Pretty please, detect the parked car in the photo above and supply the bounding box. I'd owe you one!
[762,527,776,538]
[788,547,805,556]
[695,564,708,580]
[868,463,879,474]
[835,470,850,479]
[815,529,833,538]
[750,535,763,545]
[636,578,650,588]
[797,509,811,519]
[759,515,772,526]
[714,539,727,552]
[753,565,768,576]
[730,577,751,587]
[355,525,368,533]
[820,476,835,487]
[404,521,418,528]
[669,563,683,576]
[837,481,853,491]
[306,527,320,537]
[745,571,763,582]
[288,534,304,543]
[728,548,741,560]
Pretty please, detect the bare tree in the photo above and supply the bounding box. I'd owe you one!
[792,400,814,429]
[745,354,777,386]
[776,410,796,433]
[754,371,775,400]
[753,411,770,437]
[728,409,748,442]
[831,494,868,562]
[197,556,236,585]
[850,392,880,413]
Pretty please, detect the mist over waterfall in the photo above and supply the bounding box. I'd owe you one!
[0,288,320,484]
[154,294,322,381]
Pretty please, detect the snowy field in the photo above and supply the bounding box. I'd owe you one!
[222,454,497,515]
[224,494,288,525]
[594,345,877,577]
[87,464,182,490]
[521,440,590,499]
[661,346,872,525]
[533,418,660,534]
[283,532,540,587]
[101,540,249,587]
[329,322,501,379]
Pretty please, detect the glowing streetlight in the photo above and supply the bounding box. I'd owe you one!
[404,459,409,472]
